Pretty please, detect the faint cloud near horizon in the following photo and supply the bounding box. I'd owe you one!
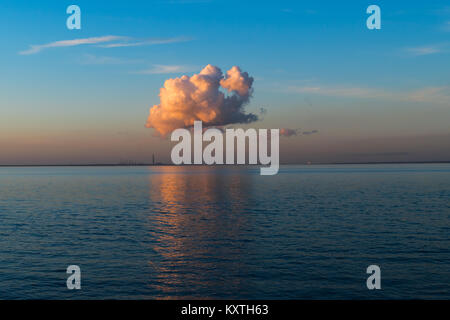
[280,128,319,137]
[406,45,441,56]
[133,64,198,74]
[19,35,192,55]
[288,85,450,105]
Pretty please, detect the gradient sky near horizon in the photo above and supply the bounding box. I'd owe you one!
[0,0,449,164]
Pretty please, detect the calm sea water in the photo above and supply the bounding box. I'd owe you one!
[0,164,449,299]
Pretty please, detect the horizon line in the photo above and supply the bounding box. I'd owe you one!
[0,161,450,167]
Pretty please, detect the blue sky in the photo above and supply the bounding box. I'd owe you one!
[0,0,449,164]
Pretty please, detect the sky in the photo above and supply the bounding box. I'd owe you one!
[0,0,449,164]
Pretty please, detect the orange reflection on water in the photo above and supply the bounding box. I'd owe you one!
[146,166,251,298]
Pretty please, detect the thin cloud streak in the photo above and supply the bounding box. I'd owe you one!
[19,36,127,55]
[288,85,450,104]
[280,128,319,137]
[405,42,450,56]
[98,37,192,48]
[406,46,441,56]
[280,128,298,137]
[134,64,198,74]
[19,36,192,55]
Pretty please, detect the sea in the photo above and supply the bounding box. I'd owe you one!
[0,164,448,299]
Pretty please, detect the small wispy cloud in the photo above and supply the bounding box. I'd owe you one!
[134,64,197,74]
[406,45,441,56]
[291,86,387,99]
[19,36,127,55]
[406,87,450,104]
[19,36,192,55]
[288,85,450,104]
[280,128,298,137]
[280,128,319,137]
[302,130,319,135]
[98,36,191,48]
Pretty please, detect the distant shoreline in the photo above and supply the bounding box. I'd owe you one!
[0,161,449,167]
